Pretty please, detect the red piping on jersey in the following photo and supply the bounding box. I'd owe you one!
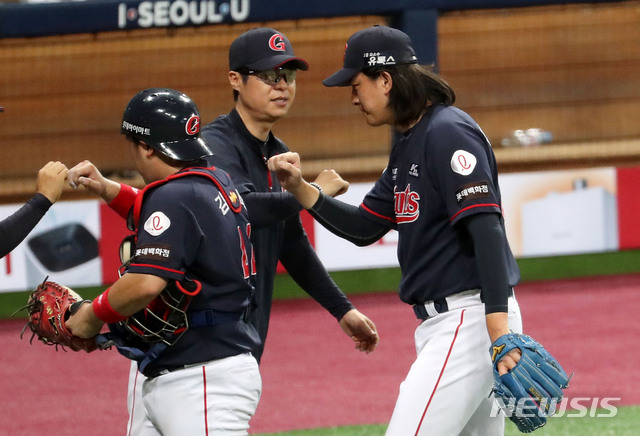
[128,262,185,276]
[202,366,209,436]
[450,203,500,222]
[360,203,397,223]
[132,167,242,230]
[414,309,466,436]
[177,279,202,296]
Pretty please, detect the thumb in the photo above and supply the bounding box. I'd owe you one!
[277,160,297,173]
[78,176,106,195]
[78,176,100,191]
[78,176,92,186]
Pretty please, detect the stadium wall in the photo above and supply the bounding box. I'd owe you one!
[1,1,639,203]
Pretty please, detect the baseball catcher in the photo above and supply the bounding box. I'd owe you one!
[490,333,571,433]
[17,278,103,352]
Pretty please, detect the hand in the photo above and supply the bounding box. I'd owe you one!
[267,152,320,209]
[267,152,303,192]
[339,309,379,354]
[497,348,521,376]
[68,160,121,202]
[65,301,104,339]
[36,161,69,204]
[486,312,519,375]
[313,169,349,197]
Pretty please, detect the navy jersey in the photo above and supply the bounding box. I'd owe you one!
[201,110,287,358]
[201,109,353,361]
[361,105,520,304]
[125,166,260,372]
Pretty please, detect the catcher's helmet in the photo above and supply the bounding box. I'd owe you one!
[121,88,212,161]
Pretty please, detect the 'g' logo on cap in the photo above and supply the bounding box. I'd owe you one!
[268,34,286,52]
[185,115,200,136]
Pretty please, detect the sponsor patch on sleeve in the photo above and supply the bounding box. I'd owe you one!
[134,244,171,262]
[451,150,477,176]
[144,211,171,236]
[455,181,490,204]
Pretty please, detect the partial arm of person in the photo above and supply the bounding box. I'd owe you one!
[65,272,168,338]
[462,212,520,375]
[310,194,389,246]
[68,160,139,219]
[311,169,349,197]
[243,168,349,228]
[279,216,379,353]
[267,152,321,208]
[242,191,303,228]
[464,215,571,432]
[267,152,388,245]
[0,161,68,258]
[0,194,51,258]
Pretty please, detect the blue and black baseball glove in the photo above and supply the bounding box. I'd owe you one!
[490,333,571,433]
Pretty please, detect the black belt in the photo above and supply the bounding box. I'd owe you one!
[413,299,448,321]
[413,288,514,321]
[144,361,211,379]
[145,364,185,379]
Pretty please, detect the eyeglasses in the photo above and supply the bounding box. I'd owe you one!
[241,67,297,86]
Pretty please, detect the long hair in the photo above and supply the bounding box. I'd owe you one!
[362,63,455,127]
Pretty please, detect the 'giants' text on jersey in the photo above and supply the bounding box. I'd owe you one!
[394,184,420,224]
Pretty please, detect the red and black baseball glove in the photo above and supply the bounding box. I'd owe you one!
[17,279,100,352]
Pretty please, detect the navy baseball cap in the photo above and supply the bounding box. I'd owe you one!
[229,27,309,71]
[323,25,418,87]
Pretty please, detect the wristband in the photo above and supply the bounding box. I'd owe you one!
[92,288,128,323]
[309,182,323,193]
[108,183,139,219]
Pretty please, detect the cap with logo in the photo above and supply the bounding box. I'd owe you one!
[229,27,309,72]
[323,25,418,87]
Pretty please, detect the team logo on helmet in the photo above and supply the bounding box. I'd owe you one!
[269,34,286,52]
[185,115,200,136]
